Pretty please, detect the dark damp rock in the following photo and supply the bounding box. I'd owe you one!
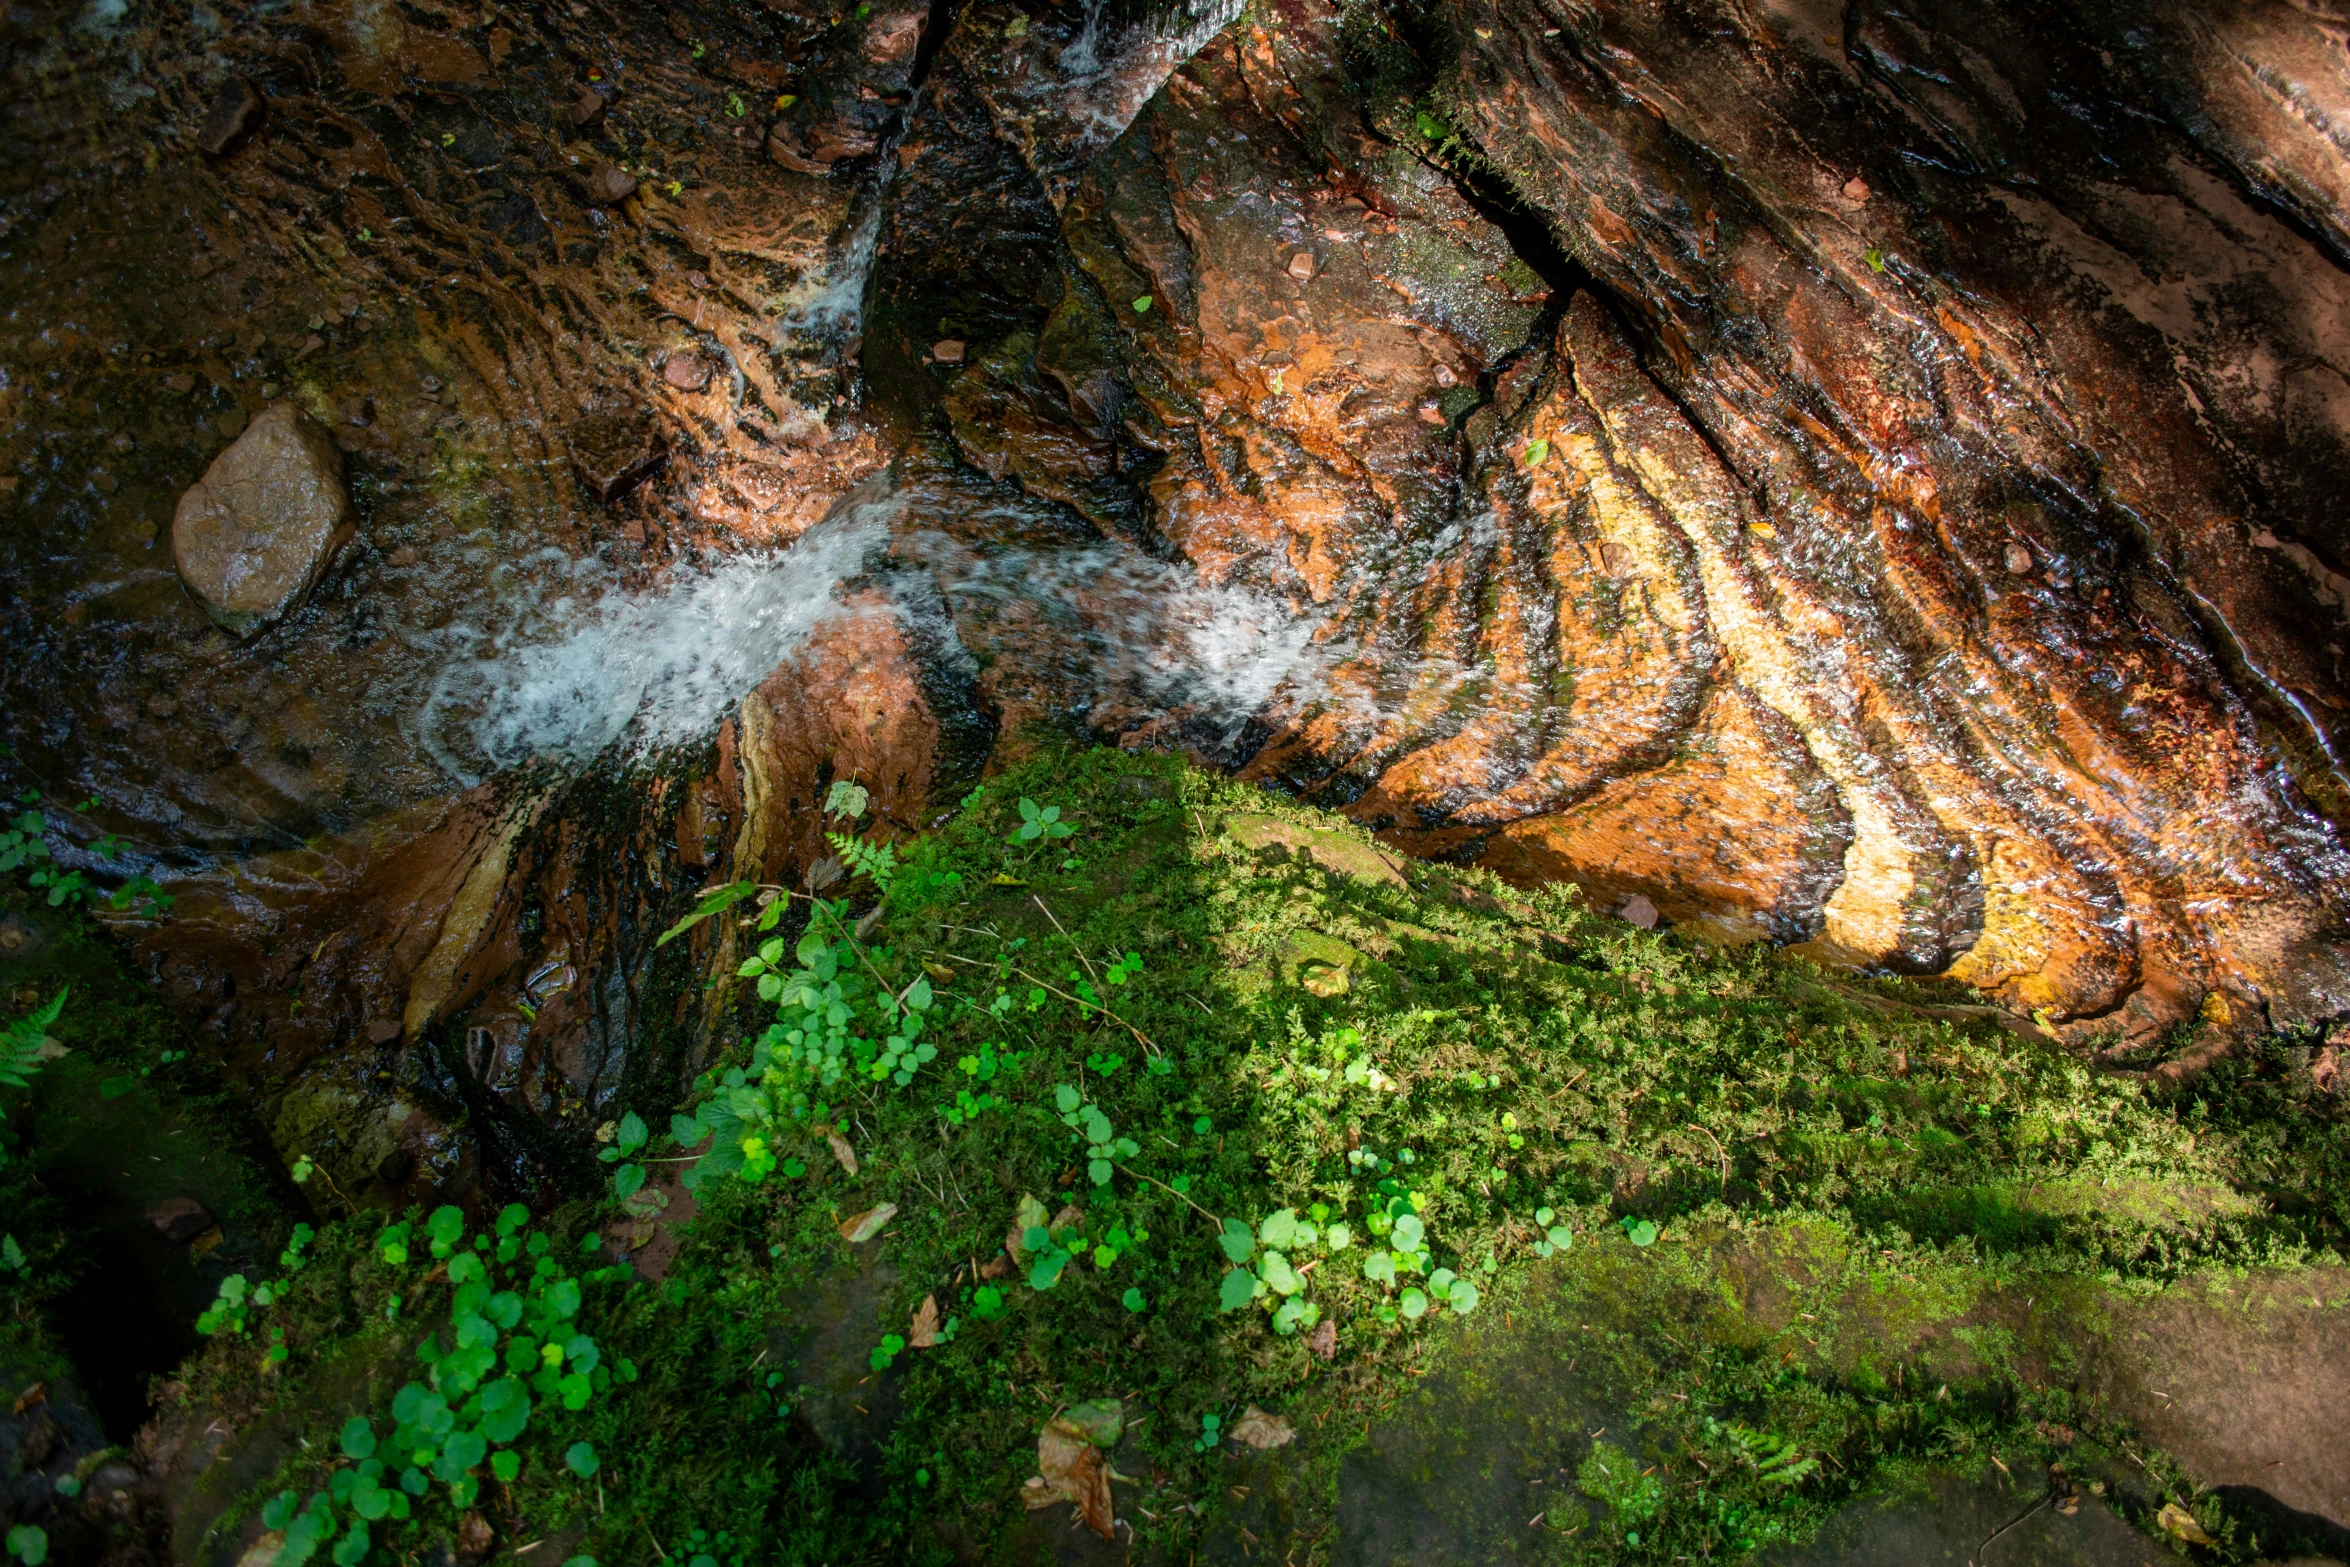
[582,162,636,205]
[336,394,373,427]
[0,914,43,958]
[195,79,262,157]
[171,402,353,637]
[566,88,608,132]
[144,1198,215,1246]
[661,351,711,392]
[563,409,666,503]
[162,372,195,395]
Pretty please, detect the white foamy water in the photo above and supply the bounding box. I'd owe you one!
[891,523,1340,746]
[414,504,895,780]
[410,476,1342,781]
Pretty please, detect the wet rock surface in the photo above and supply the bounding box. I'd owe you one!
[2,3,2350,1551]
[170,403,353,637]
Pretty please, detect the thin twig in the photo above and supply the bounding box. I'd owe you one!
[1116,1163,1223,1232]
[1976,1495,2047,1561]
[1031,893,1102,987]
[1686,1123,1730,1195]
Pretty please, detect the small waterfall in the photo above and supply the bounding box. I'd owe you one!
[412,502,898,782]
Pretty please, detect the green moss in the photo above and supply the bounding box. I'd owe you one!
[161,749,2347,1566]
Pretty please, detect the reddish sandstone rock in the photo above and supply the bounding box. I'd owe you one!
[171,402,352,637]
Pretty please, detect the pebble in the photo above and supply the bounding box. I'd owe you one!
[931,339,966,364]
[584,162,637,204]
[195,78,263,157]
[2004,543,2033,574]
[163,372,196,395]
[147,1197,216,1246]
[1842,176,1871,203]
[1619,893,1660,930]
[662,351,712,392]
[1286,251,1316,281]
[216,408,248,439]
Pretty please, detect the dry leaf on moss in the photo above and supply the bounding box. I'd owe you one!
[837,1203,896,1244]
[1023,1406,1120,1539]
[2155,1502,2214,1546]
[909,1294,940,1348]
[1229,1406,1294,1449]
[826,1132,859,1175]
[1007,1193,1049,1261]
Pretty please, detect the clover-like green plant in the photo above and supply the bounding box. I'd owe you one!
[1053,1084,1138,1186]
[1006,797,1072,846]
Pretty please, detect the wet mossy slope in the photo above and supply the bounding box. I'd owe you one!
[139,749,2348,1567]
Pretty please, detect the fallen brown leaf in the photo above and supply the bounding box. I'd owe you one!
[826,1132,859,1176]
[1028,1418,1115,1539]
[1305,1318,1336,1360]
[837,1203,897,1244]
[1007,1193,1049,1261]
[11,1382,45,1416]
[909,1294,940,1348]
[980,1251,1013,1279]
[1050,1203,1085,1234]
[1229,1406,1294,1449]
[2155,1501,2215,1546]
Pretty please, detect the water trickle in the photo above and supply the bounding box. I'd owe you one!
[413,501,897,781]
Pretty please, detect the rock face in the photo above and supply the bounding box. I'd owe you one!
[854,0,2350,1039]
[170,403,352,637]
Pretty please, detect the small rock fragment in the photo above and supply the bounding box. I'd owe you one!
[1417,401,1446,425]
[172,403,352,636]
[1286,250,1315,281]
[2003,542,2033,574]
[163,372,196,395]
[662,352,711,392]
[196,78,264,157]
[566,88,608,131]
[337,394,374,426]
[563,408,666,503]
[454,1510,494,1560]
[1841,176,1871,203]
[766,124,829,176]
[1619,893,1660,930]
[930,339,965,364]
[583,162,637,204]
[215,407,248,440]
[147,1197,216,1246]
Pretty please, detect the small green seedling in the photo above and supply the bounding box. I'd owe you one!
[1193,1413,1222,1452]
[1009,797,1074,845]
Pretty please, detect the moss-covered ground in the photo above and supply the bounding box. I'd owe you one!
[13,748,2350,1565]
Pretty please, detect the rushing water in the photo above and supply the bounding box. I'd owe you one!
[414,478,1339,782]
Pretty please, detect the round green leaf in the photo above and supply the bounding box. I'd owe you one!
[565,1442,600,1479]
[1400,1288,1429,1319]
[339,1417,376,1461]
